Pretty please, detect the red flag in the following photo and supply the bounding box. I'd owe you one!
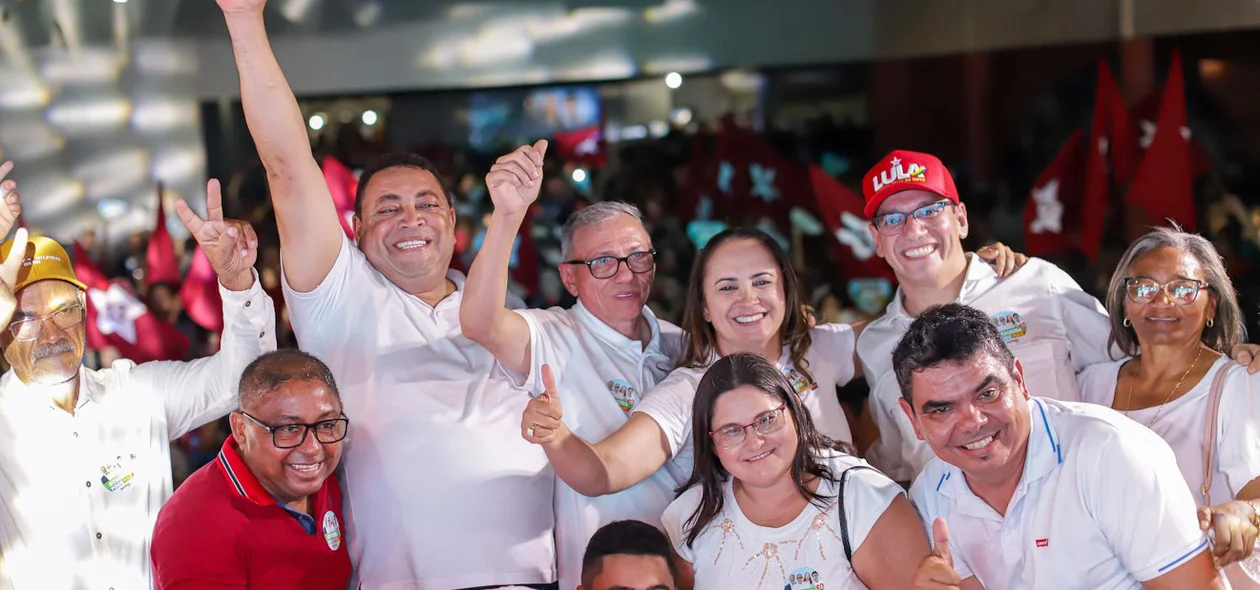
[1102,62,1141,191]
[322,155,358,239]
[146,184,181,286]
[1024,129,1087,257]
[74,242,189,362]
[675,132,717,223]
[1081,61,1122,261]
[1132,83,1212,181]
[808,164,895,281]
[551,126,605,167]
[178,246,224,332]
[1127,50,1196,232]
[713,123,815,229]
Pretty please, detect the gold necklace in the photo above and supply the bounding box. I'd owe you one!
[1124,346,1205,428]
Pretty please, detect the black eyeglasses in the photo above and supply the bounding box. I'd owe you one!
[1124,277,1209,306]
[239,411,349,449]
[563,250,656,280]
[871,200,957,235]
[8,303,85,342]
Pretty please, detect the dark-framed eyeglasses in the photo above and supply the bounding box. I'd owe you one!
[1124,277,1209,306]
[8,303,85,342]
[239,411,350,449]
[709,403,788,450]
[871,199,957,235]
[563,250,656,280]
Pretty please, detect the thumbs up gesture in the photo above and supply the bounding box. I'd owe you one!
[912,518,963,589]
[522,364,569,445]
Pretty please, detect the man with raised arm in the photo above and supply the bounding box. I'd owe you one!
[462,143,685,590]
[214,1,556,588]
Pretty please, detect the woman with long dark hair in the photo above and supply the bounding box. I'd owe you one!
[662,352,928,589]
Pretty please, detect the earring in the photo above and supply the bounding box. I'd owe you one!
[1207,318,1215,328]
[1123,317,1131,327]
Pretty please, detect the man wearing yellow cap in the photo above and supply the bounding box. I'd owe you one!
[0,166,277,590]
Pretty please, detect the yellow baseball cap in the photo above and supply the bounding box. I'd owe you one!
[0,235,88,292]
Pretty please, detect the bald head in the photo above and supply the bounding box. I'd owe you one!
[237,350,339,412]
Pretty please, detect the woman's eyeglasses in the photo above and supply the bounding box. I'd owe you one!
[709,403,788,450]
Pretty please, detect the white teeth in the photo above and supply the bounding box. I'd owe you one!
[746,451,772,462]
[962,435,995,451]
[734,313,766,324]
[394,240,429,250]
[288,463,322,473]
[903,245,937,258]
[1146,317,1177,322]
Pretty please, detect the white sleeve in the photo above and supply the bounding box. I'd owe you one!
[1046,263,1115,371]
[1217,369,1260,497]
[810,323,857,386]
[131,271,277,439]
[506,308,565,394]
[661,493,698,564]
[1074,361,1121,407]
[633,369,699,458]
[842,464,905,554]
[908,472,974,580]
[281,234,368,335]
[1089,423,1210,581]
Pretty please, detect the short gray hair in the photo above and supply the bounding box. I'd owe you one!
[560,201,646,259]
[238,350,340,410]
[1105,224,1246,358]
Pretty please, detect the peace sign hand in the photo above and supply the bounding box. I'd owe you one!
[174,178,258,292]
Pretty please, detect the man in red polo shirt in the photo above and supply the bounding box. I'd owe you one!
[150,350,351,589]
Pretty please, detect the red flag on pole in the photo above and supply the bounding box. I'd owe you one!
[322,155,359,239]
[178,246,224,332]
[145,184,181,286]
[1024,129,1087,257]
[1080,60,1124,261]
[808,164,895,280]
[1126,50,1196,232]
[74,241,189,362]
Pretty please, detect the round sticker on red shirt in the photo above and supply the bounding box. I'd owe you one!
[323,510,342,551]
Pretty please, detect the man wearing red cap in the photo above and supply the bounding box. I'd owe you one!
[856,150,1114,484]
[0,166,276,590]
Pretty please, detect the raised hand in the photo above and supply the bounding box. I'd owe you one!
[486,140,548,218]
[215,0,267,14]
[912,518,962,590]
[174,178,258,291]
[976,241,1028,278]
[0,162,24,239]
[522,364,568,445]
[0,228,29,325]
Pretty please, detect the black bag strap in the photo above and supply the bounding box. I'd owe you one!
[838,464,876,562]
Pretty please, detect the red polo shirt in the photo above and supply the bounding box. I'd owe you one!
[150,435,352,590]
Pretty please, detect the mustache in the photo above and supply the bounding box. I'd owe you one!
[32,340,74,361]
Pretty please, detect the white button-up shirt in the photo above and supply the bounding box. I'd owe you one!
[910,398,1209,590]
[0,277,276,590]
[512,301,684,590]
[859,255,1113,482]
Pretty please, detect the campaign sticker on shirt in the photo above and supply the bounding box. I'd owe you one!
[786,567,823,589]
[99,454,138,493]
[782,366,818,398]
[992,311,1028,343]
[608,378,638,413]
[322,510,342,551]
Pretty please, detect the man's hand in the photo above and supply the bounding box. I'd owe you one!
[912,518,962,590]
[975,241,1028,278]
[1199,501,1260,568]
[215,0,267,15]
[174,179,258,292]
[0,228,28,326]
[1229,344,1260,375]
[523,364,569,445]
[486,140,547,218]
[0,162,24,239]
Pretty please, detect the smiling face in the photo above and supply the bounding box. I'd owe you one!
[231,379,345,506]
[3,280,87,386]
[899,353,1032,488]
[559,214,655,328]
[869,189,968,288]
[352,166,456,294]
[710,384,798,489]
[1121,246,1217,349]
[701,238,786,357]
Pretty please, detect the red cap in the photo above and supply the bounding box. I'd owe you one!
[862,150,959,218]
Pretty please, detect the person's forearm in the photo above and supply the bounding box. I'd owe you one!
[461,210,526,341]
[221,12,316,184]
[543,431,617,496]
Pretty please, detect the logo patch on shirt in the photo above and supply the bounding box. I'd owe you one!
[992,311,1028,343]
[608,378,638,413]
[99,454,138,493]
[1035,538,1049,548]
[322,510,342,551]
[782,366,818,398]
[786,567,822,589]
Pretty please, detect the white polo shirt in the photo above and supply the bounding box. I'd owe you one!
[910,398,1209,590]
[510,301,686,590]
[1078,356,1260,506]
[283,236,555,590]
[859,254,1112,482]
[0,277,275,590]
[635,323,857,475]
[662,450,901,590]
